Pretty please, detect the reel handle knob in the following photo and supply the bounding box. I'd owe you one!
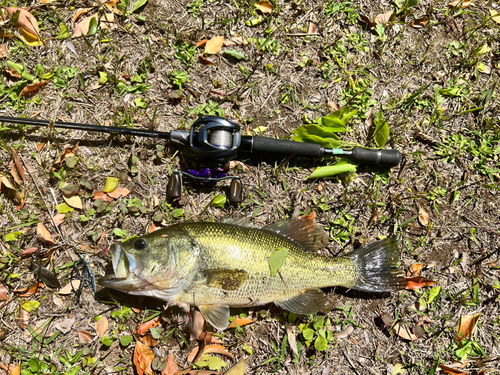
[229,179,243,204]
[167,172,183,199]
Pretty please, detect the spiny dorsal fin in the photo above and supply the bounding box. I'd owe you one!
[222,216,259,228]
[264,213,329,251]
[204,269,248,291]
[199,305,230,330]
[275,289,326,315]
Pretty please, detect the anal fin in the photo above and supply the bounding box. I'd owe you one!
[199,305,230,330]
[275,289,325,315]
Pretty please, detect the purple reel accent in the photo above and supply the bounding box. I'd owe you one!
[187,168,227,180]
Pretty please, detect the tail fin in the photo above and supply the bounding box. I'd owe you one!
[348,238,406,293]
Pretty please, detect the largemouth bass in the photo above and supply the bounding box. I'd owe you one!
[99,216,405,329]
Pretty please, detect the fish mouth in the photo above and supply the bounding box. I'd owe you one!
[98,243,142,290]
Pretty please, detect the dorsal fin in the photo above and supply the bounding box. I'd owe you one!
[264,213,329,251]
[222,216,259,228]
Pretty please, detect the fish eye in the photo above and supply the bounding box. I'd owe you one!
[133,238,147,251]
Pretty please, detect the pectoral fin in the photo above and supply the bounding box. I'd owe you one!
[204,269,248,291]
[199,305,230,330]
[275,289,326,315]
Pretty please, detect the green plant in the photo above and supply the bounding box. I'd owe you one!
[169,70,190,89]
[187,0,203,16]
[174,40,197,65]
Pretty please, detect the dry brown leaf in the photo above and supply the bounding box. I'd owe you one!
[14,282,44,297]
[358,14,376,29]
[10,364,20,375]
[93,191,114,202]
[199,55,215,65]
[189,309,205,341]
[223,36,247,46]
[77,330,93,343]
[393,323,418,341]
[148,223,157,233]
[407,263,424,277]
[439,365,468,375]
[134,342,155,375]
[37,222,56,245]
[73,8,95,23]
[40,0,59,3]
[418,206,429,226]
[53,213,66,227]
[63,195,83,209]
[104,1,122,15]
[5,68,22,78]
[204,36,224,55]
[0,283,7,301]
[225,359,248,375]
[490,9,500,24]
[136,317,160,336]
[95,316,108,338]
[52,143,78,171]
[73,15,98,38]
[456,313,481,342]
[198,332,223,345]
[405,276,437,289]
[4,7,39,36]
[203,344,234,359]
[100,12,115,30]
[307,22,316,34]
[58,280,81,295]
[20,80,48,97]
[9,147,25,184]
[409,17,429,28]
[448,0,470,8]
[10,161,20,185]
[139,333,158,348]
[255,0,273,13]
[18,303,29,329]
[375,10,393,25]
[0,44,8,58]
[107,187,131,199]
[228,317,254,328]
[161,354,179,375]
[197,39,208,47]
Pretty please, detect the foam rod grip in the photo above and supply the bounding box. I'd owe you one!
[251,137,324,157]
[350,148,402,167]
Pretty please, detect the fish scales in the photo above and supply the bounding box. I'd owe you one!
[174,222,357,307]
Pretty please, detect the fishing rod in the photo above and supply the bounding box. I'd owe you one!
[0,115,402,203]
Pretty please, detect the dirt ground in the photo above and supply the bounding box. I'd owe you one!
[0,0,499,374]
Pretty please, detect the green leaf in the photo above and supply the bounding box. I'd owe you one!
[292,124,342,148]
[302,328,314,341]
[5,231,22,242]
[98,72,108,85]
[426,286,441,305]
[307,160,357,179]
[172,208,184,218]
[268,247,289,277]
[100,336,115,346]
[245,17,263,26]
[57,23,69,39]
[195,355,227,371]
[114,228,128,237]
[224,49,246,60]
[7,61,23,74]
[211,195,226,208]
[132,0,148,13]
[314,335,328,351]
[320,106,357,132]
[61,184,79,196]
[313,316,324,331]
[104,177,119,193]
[373,111,389,148]
[55,203,74,213]
[87,17,98,36]
[119,335,133,346]
[134,97,147,108]
[22,300,40,313]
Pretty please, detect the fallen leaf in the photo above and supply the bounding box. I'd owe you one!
[9,148,26,184]
[107,187,131,198]
[255,0,273,13]
[54,318,75,334]
[419,205,430,227]
[63,195,82,209]
[199,55,215,65]
[197,39,208,47]
[439,365,468,375]
[490,9,500,24]
[103,177,119,193]
[53,213,66,227]
[203,345,234,360]
[95,316,109,338]
[225,358,248,375]
[358,14,376,29]
[380,311,394,328]
[104,1,122,15]
[148,223,157,233]
[407,263,424,277]
[78,330,93,343]
[20,80,48,97]
[448,0,470,8]
[10,161,20,185]
[392,363,406,375]
[161,354,178,375]
[0,283,7,301]
[228,317,254,328]
[40,0,59,3]
[93,191,114,202]
[52,143,78,171]
[15,282,45,297]
[37,222,56,245]
[405,276,437,289]
[308,22,316,34]
[134,342,155,375]
[100,12,115,30]
[18,28,43,46]
[18,303,29,329]
[9,364,20,375]
[0,44,7,58]
[72,8,95,23]
[73,15,98,38]
[456,313,481,342]
[189,309,205,341]
[476,62,491,75]
[374,10,393,25]
[139,332,158,348]
[286,326,298,357]
[334,325,354,339]
[136,317,160,336]
[409,17,429,28]
[4,8,39,36]
[204,36,224,55]
[393,323,418,341]
[198,332,223,345]
[58,280,81,295]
